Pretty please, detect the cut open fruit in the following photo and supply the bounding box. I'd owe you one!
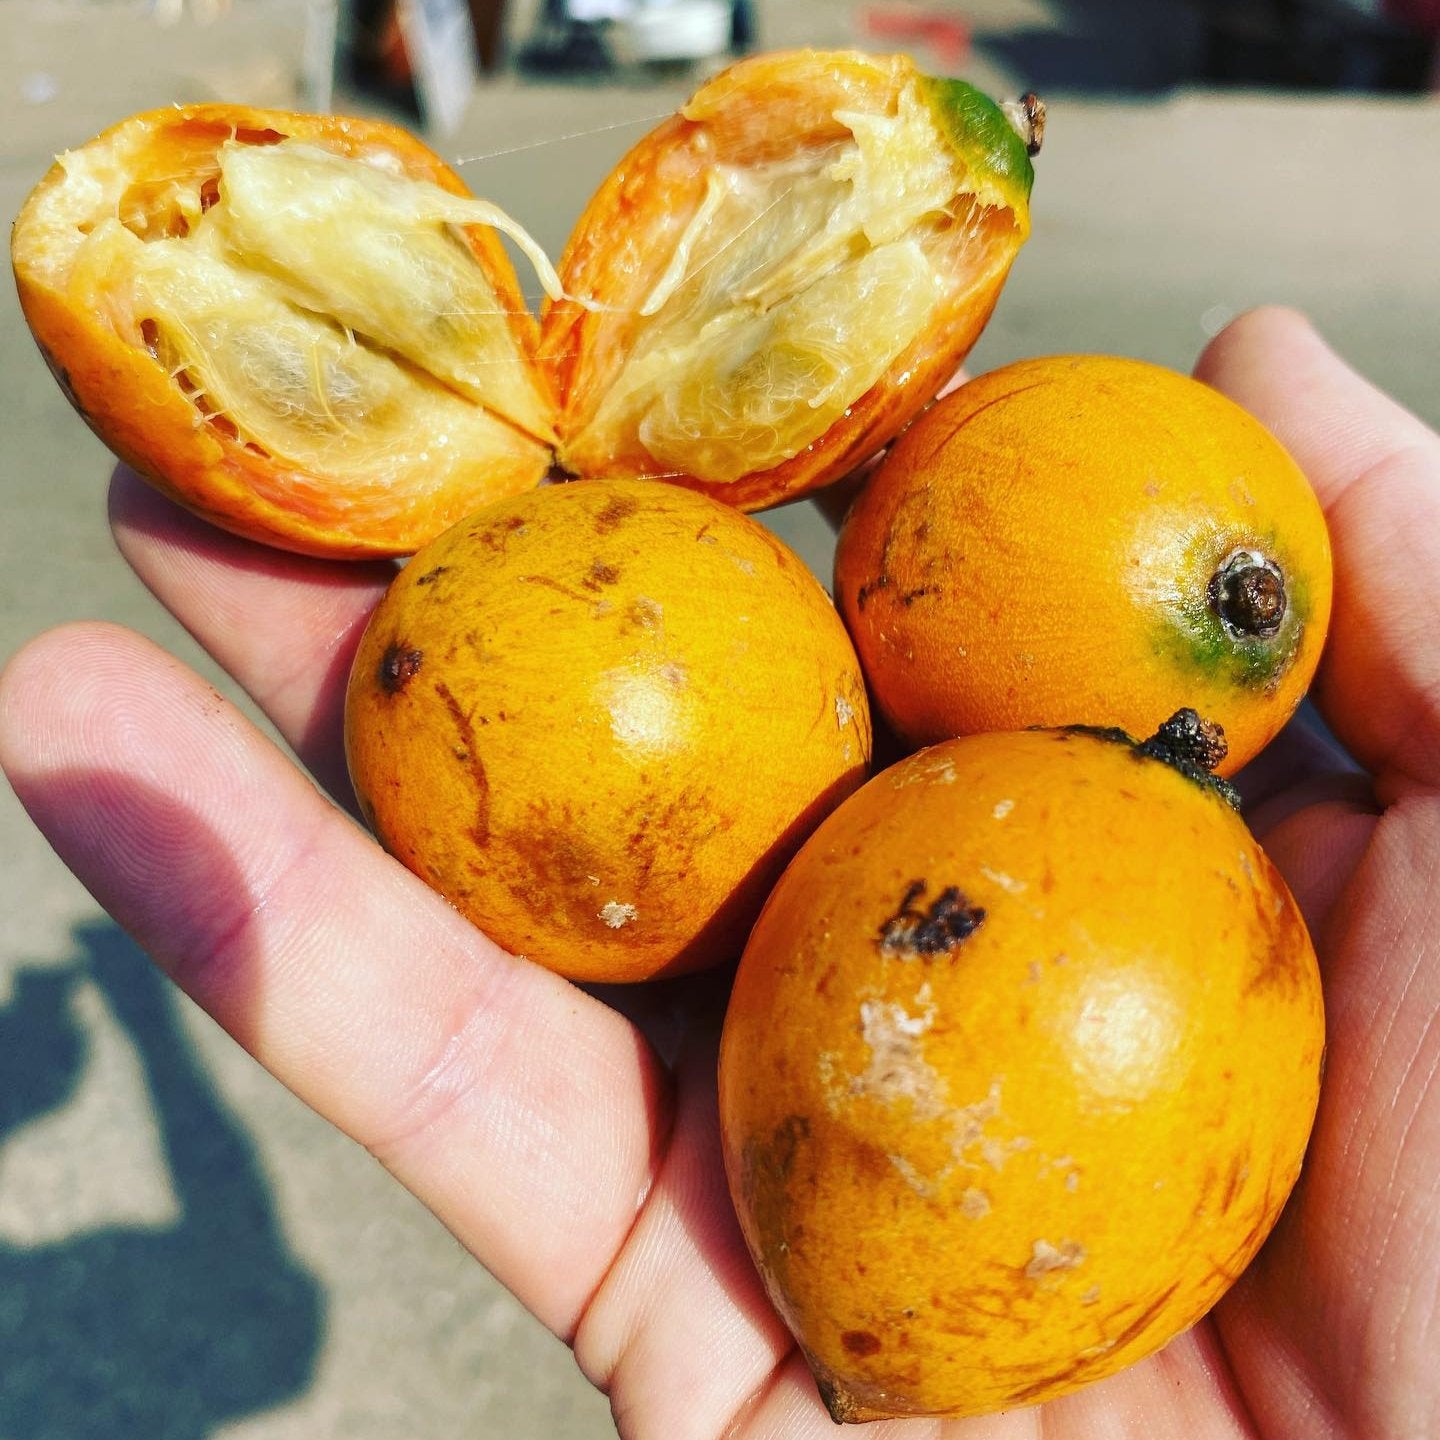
[12,106,555,557]
[12,53,1037,556]
[541,51,1036,511]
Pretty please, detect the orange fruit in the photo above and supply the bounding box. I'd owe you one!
[344,477,872,982]
[9,104,555,557]
[834,354,1333,774]
[541,51,1038,511]
[718,713,1323,1421]
[13,53,1038,556]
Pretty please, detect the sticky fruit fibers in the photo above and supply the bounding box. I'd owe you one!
[12,53,1037,555]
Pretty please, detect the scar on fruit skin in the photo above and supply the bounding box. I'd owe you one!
[1026,1238,1087,1279]
[600,900,638,928]
[378,642,423,694]
[878,880,986,957]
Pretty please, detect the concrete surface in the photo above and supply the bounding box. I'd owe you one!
[2,2,1438,1437]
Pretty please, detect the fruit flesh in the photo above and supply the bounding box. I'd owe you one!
[542,51,1031,509]
[719,726,1324,1419]
[15,60,1036,549]
[12,107,555,555]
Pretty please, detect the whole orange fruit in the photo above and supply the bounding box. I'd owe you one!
[834,354,1333,774]
[718,713,1323,1421]
[345,477,871,983]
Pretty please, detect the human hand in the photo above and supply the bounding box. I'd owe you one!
[2,305,1436,1437]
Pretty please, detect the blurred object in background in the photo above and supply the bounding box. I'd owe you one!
[860,3,971,73]
[345,0,485,130]
[346,0,425,111]
[516,0,753,76]
[148,0,231,24]
[1195,0,1438,91]
[612,0,735,72]
[302,0,340,110]
[968,0,1439,94]
[730,0,756,51]
[517,0,620,74]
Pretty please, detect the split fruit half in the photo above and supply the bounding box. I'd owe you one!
[11,51,1039,555]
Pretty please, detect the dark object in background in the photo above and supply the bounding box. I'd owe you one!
[517,0,614,75]
[346,0,423,114]
[1194,0,1436,91]
[347,0,506,114]
[730,0,756,51]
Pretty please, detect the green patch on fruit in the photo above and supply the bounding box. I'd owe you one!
[917,77,1035,215]
[1156,537,1311,693]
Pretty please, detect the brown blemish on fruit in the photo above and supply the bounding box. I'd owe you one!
[1219,1147,1251,1212]
[433,679,490,845]
[1105,1281,1182,1354]
[1001,92,1046,155]
[473,514,527,554]
[414,564,448,586]
[878,881,986,958]
[584,559,621,590]
[1244,867,1312,996]
[815,1373,865,1425]
[594,494,639,533]
[378,643,423,694]
[521,573,592,605]
[900,586,938,606]
[842,1330,883,1358]
[855,573,890,611]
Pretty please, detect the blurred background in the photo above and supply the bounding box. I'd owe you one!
[2,2,1438,1436]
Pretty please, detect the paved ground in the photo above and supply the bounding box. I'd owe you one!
[2,2,1438,1436]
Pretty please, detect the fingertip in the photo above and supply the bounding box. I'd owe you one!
[2,620,136,731]
[1194,306,1332,406]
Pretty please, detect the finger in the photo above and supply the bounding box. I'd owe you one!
[0,622,671,1340]
[108,466,395,802]
[1231,699,1363,816]
[1195,306,1440,798]
[573,1028,793,1440]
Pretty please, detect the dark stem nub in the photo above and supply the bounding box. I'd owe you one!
[1001,93,1046,156]
[1138,709,1241,809]
[1209,550,1287,639]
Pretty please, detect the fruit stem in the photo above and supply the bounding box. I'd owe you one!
[1000,93,1046,156]
[1137,709,1242,809]
[1208,549,1287,639]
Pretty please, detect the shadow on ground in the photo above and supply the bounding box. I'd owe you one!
[0,921,324,1440]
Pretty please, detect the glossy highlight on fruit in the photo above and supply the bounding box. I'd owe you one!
[541,50,1036,510]
[345,477,872,982]
[835,354,1333,774]
[719,716,1323,1420]
[11,104,557,557]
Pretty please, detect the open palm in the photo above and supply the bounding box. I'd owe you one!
[3,307,1437,1439]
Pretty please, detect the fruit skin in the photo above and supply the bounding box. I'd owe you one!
[10,104,552,559]
[718,723,1323,1421]
[540,50,1033,512]
[835,354,1333,774]
[345,477,872,983]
